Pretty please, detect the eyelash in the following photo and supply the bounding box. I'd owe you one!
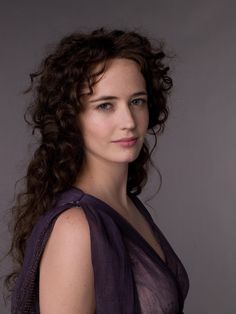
[96,98,147,111]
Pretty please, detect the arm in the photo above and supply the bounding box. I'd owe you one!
[39,207,96,314]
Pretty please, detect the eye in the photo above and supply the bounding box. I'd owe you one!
[96,103,112,111]
[131,98,147,106]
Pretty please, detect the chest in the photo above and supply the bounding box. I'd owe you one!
[119,203,166,264]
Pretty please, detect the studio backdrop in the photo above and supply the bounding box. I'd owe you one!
[0,1,235,313]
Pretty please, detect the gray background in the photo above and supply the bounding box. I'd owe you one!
[0,1,235,313]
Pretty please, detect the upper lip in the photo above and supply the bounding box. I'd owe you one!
[113,136,137,142]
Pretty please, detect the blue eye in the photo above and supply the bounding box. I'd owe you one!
[96,98,147,111]
[131,98,147,106]
[96,103,112,111]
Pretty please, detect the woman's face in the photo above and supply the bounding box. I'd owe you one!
[77,58,149,165]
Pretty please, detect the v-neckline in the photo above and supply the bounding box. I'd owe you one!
[71,186,168,267]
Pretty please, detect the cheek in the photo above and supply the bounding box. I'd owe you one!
[82,116,113,142]
[138,109,149,132]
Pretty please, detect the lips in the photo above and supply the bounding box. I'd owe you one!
[113,137,137,142]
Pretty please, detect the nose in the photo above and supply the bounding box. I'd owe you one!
[119,104,136,130]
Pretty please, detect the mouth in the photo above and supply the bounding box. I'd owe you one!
[112,138,138,147]
[112,137,138,143]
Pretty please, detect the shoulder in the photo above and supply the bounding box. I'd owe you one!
[46,206,91,258]
[39,206,96,313]
[53,206,90,238]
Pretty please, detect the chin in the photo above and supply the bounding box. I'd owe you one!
[119,153,140,163]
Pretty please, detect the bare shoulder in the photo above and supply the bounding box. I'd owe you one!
[39,206,96,314]
[52,206,90,237]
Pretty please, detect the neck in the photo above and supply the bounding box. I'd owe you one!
[74,156,131,209]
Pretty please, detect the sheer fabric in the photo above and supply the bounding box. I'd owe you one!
[11,187,189,313]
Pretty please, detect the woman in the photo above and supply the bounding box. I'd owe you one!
[6,27,189,313]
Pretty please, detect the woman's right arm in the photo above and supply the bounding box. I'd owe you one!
[39,206,96,314]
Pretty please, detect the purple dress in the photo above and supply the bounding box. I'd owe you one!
[11,186,189,313]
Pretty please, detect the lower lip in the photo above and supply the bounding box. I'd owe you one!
[113,138,138,147]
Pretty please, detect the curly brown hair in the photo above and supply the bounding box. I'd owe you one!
[5,27,173,292]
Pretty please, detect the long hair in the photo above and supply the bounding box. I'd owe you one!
[5,27,173,292]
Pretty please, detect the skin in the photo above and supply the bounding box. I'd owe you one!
[39,207,96,314]
[75,57,149,211]
[39,58,150,313]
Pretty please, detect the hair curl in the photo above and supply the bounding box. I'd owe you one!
[5,27,173,292]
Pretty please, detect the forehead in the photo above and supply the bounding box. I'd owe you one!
[82,58,146,98]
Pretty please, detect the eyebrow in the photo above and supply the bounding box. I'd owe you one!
[89,91,148,103]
